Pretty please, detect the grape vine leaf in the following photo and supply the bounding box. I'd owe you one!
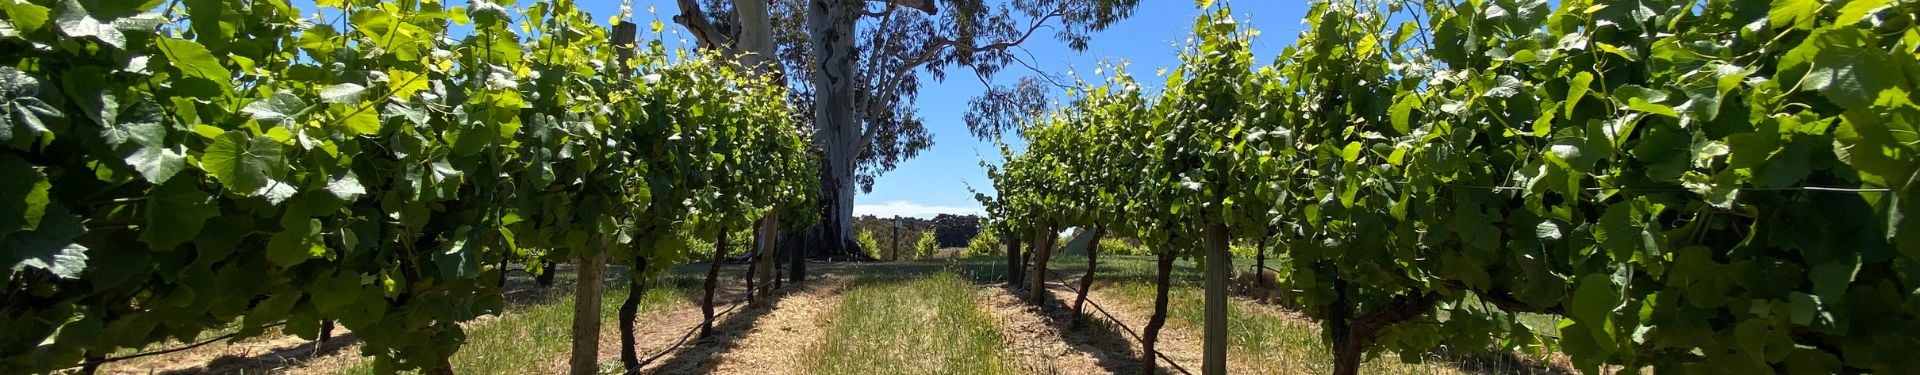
[156,37,231,92]
[1781,27,1903,112]
[266,217,322,266]
[60,66,115,128]
[1566,72,1593,118]
[339,107,380,135]
[0,155,50,239]
[2,204,89,279]
[1836,0,1889,24]
[310,271,361,313]
[54,0,125,48]
[2,1,49,32]
[200,131,287,194]
[320,83,366,104]
[141,178,217,250]
[242,91,308,124]
[1569,274,1621,350]
[1,67,62,145]
[1768,0,1821,30]
[119,122,186,184]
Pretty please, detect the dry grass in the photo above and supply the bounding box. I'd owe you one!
[802,272,1014,375]
[1076,254,1573,375]
[328,272,707,375]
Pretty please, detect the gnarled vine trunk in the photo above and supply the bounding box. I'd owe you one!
[619,257,649,374]
[702,230,729,338]
[1028,223,1059,303]
[1071,225,1105,328]
[1140,251,1176,375]
[1005,235,1023,286]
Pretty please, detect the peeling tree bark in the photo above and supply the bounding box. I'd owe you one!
[806,0,864,262]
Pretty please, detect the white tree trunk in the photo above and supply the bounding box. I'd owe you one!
[809,0,862,255]
[735,0,777,72]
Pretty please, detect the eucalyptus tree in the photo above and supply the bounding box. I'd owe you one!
[677,0,1145,263]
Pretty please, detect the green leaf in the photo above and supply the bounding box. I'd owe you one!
[298,26,339,55]
[54,0,125,48]
[1443,252,1492,289]
[141,178,217,251]
[156,37,231,91]
[326,172,366,201]
[1,67,62,146]
[1627,97,1679,118]
[1782,27,1904,112]
[309,271,362,313]
[200,131,286,194]
[1836,0,1889,24]
[1341,141,1364,162]
[3,204,89,279]
[1569,274,1621,350]
[1566,72,1593,118]
[1788,292,1820,325]
[266,217,322,266]
[119,122,186,183]
[339,106,380,136]
[1768,0,1821,30]
[242,91,308,124]
[1389,94,1418,134]
[2,1,51,32]
[1809,259,1859,302]
[0,155,50,239]
[320,83,366,104]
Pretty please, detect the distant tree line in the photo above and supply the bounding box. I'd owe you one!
[850,214,983,257]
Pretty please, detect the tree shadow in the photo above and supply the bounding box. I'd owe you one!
[1431,346,1577,375]
[1017,283,1163,374]
[639,282,796,374]
[155,335,362,375]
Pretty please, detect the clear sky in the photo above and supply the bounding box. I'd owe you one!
[294,0,1314,219]
[829,0,1307,219]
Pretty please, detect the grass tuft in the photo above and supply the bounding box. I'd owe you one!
[804,272,1013,375]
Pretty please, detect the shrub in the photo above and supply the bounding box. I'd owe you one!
[966,230,1001,257]
[1099,237,1144,256]
[857,230,883,259]
[916,230,938,258]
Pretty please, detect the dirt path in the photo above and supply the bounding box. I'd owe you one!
[92,326,364,375]
[647,275,849,375]
[978,284,1138,375]
[1055,284,1259,375]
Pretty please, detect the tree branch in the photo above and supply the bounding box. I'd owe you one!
[1439,280,1568,316]
[861,8,1064,146]
[1350,292,1442,339]
[866,0,936,16]
[673,0,733,51]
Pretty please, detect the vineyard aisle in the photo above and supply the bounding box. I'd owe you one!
[643,275,850,374]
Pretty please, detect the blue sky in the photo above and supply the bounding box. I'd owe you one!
[295,0,1313,218]
[832,0,1307,219]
